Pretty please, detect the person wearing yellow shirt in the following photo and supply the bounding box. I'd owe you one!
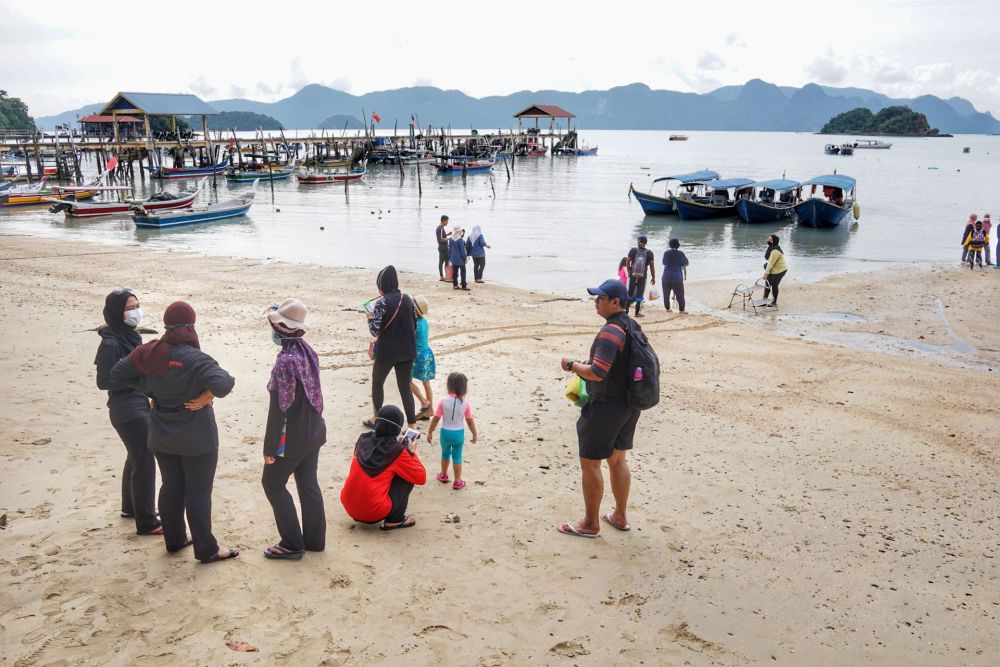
[761,234,788,308]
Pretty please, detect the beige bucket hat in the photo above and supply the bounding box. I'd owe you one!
[414,295,429,317]
[266,297,308,331]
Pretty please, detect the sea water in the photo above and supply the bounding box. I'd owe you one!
[2,130,997,295]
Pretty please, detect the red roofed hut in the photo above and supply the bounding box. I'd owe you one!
[79,114,143,138]
[513,104,576,133]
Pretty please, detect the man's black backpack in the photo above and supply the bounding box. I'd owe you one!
[610,318,660,410]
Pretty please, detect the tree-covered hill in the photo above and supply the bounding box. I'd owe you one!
[0,91,36,131]
[821,105,940,135]
[204,110,283,131]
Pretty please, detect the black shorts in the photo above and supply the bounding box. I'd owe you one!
[576,397,641,460]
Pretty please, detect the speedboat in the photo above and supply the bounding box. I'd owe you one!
[854,139,892,149]
[629,170,720,215]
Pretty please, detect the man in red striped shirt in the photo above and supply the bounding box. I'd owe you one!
[558,279,640,538]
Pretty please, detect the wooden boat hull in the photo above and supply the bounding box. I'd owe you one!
[736,199,797,223]
[226,169,292,182]
[794,198,852,228]
[296,169,366,184]
[132,201,252,228]
[1,190,96,208]
[631,186,676,215]
[432,162,494,174]
[673,197,736,220]
[58,191,199,218]
[153,158,230,179]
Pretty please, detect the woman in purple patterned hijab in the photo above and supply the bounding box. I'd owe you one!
[261,298,328,560]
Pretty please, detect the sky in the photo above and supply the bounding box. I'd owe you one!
[2,0,998,118]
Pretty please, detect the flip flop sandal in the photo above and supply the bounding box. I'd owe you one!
[380,516,416,531]
[167,536,194,553]
[137,525,164,536]
[452,480,466,490]
[200,548,240,564]
[556,522,599,539]
[264,545,305,560]
[601,513,632,532]
[436,472,450,483]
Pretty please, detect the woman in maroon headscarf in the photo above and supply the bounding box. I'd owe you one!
[112,301,238,564]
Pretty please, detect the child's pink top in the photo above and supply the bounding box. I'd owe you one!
[435,393,472,431]
[618,267,628,284]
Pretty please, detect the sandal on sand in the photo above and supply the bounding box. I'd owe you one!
[556,522,599,539]
[452,480,466,490]
[200,548,239,564]
[381,516,416,531]
[436,472,450,483]
[601,513,632,532]
[137,525,164,536]
[264,545,305,560]
[167,536,194,553]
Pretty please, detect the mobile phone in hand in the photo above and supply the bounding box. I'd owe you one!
[404,428,420,442]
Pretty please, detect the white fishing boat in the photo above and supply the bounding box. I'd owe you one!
[854,139,892,149]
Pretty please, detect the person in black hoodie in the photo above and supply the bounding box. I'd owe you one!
[366,265,419,428]
[261,298,327,560]
[94,288,160,535]
[112,301,238,564]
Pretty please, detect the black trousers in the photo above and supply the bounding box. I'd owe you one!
[385,475,414,523]
[664,281,685,312]
[472,256,486,281]
[627,276,647,315]
[372,358,417,424]
[262,448,325,552]
[767,270,787,303]
[113,417,159,533]
[154,449,219,561]
[452,262,467,288]
[438,246,449,277]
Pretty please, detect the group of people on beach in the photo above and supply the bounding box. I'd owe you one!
[435,214,491,290]
[962,213,995,269]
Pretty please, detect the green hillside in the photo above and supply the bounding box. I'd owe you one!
[821,105,939,135]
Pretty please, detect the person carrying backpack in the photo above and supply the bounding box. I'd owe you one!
[625,235,655,318]
[557,279,659,539]
[965,220,988,270]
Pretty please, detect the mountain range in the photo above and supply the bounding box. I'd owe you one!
[36,79,999,134]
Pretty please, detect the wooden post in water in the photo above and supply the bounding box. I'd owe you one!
[416,160,422,199]
[23,143,34,184]
[202,115,215,184]
[502,156,510,181]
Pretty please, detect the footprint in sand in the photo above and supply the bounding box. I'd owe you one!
[416,625,467,641]
[549,640,589,657]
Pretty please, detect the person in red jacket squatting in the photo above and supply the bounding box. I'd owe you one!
[341,405,427,530]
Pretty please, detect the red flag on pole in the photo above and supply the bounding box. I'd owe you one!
[371,111,381,124]
[106,156,118,171]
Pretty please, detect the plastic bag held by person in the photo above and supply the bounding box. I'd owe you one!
[564,374,588,408]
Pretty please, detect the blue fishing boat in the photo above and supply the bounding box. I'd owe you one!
[431,156,495,174]
[225,163,294,183]
[794,174,857,228]
[629,170,720,215]
[673,178,755,220]
[152,157,230,180]
[735,179,802,223]
[132,189,255,228]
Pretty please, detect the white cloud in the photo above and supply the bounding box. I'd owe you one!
[805,55,848,85]
[228,84,247,99]
[697,52,726,71]
[725,33,746,49]
[189,76,217,98]
[327,78,352,92]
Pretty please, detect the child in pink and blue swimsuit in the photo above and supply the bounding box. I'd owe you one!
[426,372,478,490]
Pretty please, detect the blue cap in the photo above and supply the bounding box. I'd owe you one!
[637,235,648,244]
[587,279,629,304]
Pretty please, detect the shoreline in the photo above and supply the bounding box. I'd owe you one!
[1,234,998,665]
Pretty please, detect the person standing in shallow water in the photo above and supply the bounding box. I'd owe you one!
[260,299,327,560]
[112,301,238,564]
[94,288,160,535]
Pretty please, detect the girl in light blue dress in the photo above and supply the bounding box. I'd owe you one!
[409,295,436,420]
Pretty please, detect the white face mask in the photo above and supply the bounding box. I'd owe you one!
[124,308,142,328]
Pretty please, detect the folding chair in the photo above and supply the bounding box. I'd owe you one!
[727,278,773,314]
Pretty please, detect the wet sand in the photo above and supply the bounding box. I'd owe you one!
[1,234,998,666]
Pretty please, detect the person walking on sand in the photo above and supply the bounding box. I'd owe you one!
[965,220,988,269]
[340,405,427,530]
[762,234,788,308]
[409,296,436,421]
[557,279,640,538]
[661,238,689,313]
[449,227,470,290]
[366,265,419,429]
[961,214,977,263]
[94,288,160,535]
[260,299,327,560]
[436,215,450,281]
[617,257,628,284]
[111,301,238,564]
[626,235,655,318]
[468,225,491,283]
[983,214,993,265]
[425,372,478,491]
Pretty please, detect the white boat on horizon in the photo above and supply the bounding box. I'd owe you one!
[854,139,893,149]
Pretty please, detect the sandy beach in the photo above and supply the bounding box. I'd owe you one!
[1,233,998,666]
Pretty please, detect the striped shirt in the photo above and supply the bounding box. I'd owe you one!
[589,313,628,379]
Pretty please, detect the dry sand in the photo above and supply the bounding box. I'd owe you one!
[0,234,998,666]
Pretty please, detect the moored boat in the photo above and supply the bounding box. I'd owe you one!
[296,165,367,184]
[629,170,721,215]
[431,156,495,174]
[824,144,855,156]
[673,178,755,221]
[854,139,892,149]
[552,145,598,156]
[794,174,857,228]
[735,179,801,223]
[669,135,688,141]
[226,163,294,183]
[49,179,205,218]
[152,157,230,179]
[1,185,97,208]
[132,190,255,228]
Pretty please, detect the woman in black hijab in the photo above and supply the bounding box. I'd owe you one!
[366,266,419,429]
[94,288,160,534]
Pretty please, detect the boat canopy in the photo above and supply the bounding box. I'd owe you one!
[693,178,755,189]
[752,179,800,191]
[802,174,856,190]
[653,170,719,184]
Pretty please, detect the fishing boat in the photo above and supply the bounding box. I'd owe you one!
[305,156,353,168]
[514,141,547,157]
[132,190,255,228]
[49,179,205,218]
[824,144,855,155]
[672,178,755,221]
[431,156,495,174]
[225,163,294,183]
[296,165,367,184]
[735,179,801,223]
[854,139,892,149]
[794,174,857,228]
[552,145,599,156]
[629,170,720,215]
[669,135,688,141]
[1,183,98,208]
[151,156,230,179]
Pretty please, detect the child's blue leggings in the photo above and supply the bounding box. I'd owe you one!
[440,428,465,464]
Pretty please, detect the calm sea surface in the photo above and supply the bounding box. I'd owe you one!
[3,131,998,295]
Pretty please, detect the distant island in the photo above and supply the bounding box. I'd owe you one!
[318,114,364,130]
[0,91,36,131]
[821,105,946,136]
[205,110,282,131]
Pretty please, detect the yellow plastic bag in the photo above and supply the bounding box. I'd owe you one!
[565,374,589,408]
